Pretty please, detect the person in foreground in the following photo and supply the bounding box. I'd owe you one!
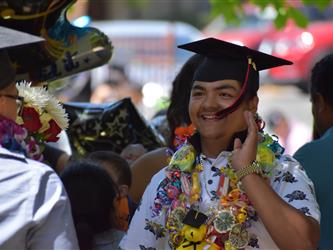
[293,54,333,249]
[0,27,78,249]
[120,38,320,250]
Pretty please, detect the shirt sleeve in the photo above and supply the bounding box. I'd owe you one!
[26,166,79,250]
[119,170,168,250]
[270,155,320,223]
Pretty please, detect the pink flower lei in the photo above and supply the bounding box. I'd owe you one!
[0,116,43,161]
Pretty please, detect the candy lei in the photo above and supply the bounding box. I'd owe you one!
[152,132,284,249]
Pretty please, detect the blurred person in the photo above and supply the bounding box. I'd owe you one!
[120,143,147,165]
[45,130,73,173]
[90,64,142,106]
[61,160,122,250]
[88,150,137,231]
[294,54,333,249]
[267,110,311,155]
[43,144,70,172]
[55,71,93,103]
[120,38,319,249]
[0,27,78,249]
[129,54,204,203]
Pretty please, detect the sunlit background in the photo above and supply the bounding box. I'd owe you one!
[52,0,333,155]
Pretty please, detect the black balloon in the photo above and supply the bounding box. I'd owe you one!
[64,98,163,157]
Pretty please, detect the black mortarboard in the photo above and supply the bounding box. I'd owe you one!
[178,38,292,118]
[182,209,208,228]
[0,26,44,90]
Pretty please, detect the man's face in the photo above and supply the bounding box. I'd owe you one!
[0,83,19,121]
[189,79,257,141]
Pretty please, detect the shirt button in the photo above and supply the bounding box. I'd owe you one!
[208,179,213,185]
[211,166,216,171]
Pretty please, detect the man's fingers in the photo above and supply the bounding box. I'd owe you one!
[243,111,258,148]
[233,138,242,150]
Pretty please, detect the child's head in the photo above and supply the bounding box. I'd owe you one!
[60,160,118,249]
[88,150,131,197]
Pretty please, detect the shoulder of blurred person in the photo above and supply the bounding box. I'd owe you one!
[129,147,170,203]
[293,53,333,249]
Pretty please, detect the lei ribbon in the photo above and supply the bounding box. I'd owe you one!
[152,131,284,249]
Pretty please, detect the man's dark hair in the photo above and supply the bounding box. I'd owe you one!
[311,54,333,108]
[166,54,204,147]
[88,150,131,187]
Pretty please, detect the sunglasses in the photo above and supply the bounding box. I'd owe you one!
[0,94,25,116]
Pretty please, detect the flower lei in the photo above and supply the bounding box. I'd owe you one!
[152,131,284,249]
[173,124,196,148]
[0,115,41,160]
[16,82,69,160]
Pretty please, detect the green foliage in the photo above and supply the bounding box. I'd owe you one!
[209,0,243,25]
[209,0,333,29]
[126,0,148,8]
[287,7,308,28]
[302,0,331,10]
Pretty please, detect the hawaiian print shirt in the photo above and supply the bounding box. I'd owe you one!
[119,151,320,250]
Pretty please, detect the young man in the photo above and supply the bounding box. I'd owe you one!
[120,38,320,249]
[294,54,333,249]
[0,27,78,249]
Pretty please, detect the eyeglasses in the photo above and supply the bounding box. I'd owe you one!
[0,94,24,116]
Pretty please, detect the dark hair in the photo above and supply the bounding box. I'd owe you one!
[61,160,118,250]
[311,54,333,108]
[87,150,132,187]
[166,54,204,147]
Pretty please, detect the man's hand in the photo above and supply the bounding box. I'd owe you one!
[231,111,258,171]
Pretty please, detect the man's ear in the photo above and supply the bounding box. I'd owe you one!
[248,95,259,113]
[313,92,326,113]
[118,184,129,197]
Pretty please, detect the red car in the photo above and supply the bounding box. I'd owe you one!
[259,6,333,91]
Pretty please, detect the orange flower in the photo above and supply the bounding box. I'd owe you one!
[174,124,195,137]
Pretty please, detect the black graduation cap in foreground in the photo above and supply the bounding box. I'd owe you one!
[0,26,44,90]
[178,38,293,118]
[182,209,208,228]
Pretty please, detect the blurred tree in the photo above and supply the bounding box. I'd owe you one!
[86,0,332,29]
[209,0,332,29]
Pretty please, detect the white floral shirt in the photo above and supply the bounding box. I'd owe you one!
[120,151,320,250]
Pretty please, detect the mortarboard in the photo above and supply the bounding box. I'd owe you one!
[0,26,44,90]
[178,38,293,118]
[182,209,208,228]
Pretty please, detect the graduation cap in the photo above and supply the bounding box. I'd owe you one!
[178,38,293,118]
[0,26,44,90]
[182,209,208,228]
